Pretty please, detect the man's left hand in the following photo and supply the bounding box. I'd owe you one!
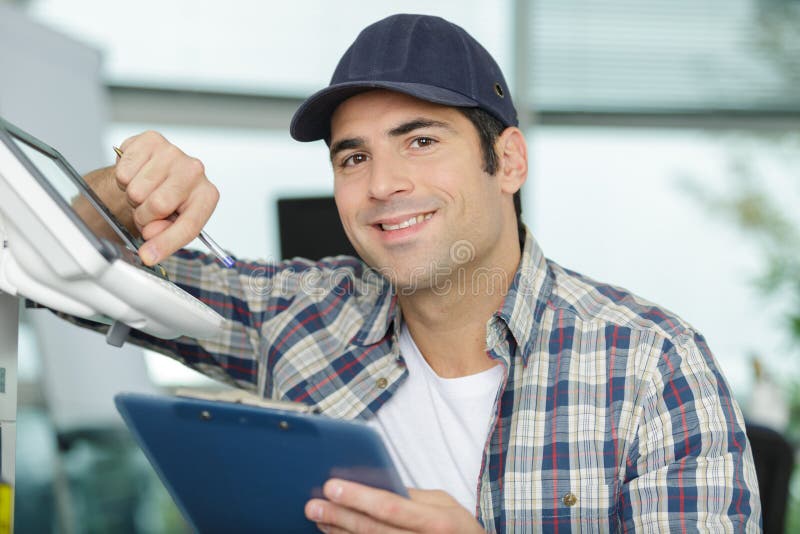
[305,478,485,533]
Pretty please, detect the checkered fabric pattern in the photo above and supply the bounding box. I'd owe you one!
[93,229,761,532]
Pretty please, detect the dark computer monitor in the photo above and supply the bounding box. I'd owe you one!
[277,196,361,261]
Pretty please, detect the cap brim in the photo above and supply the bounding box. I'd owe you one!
[289,81,479,142]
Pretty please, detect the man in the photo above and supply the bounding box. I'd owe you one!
[81,14,760,532]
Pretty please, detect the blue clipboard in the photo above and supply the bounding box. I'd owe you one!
[115,392,407,533]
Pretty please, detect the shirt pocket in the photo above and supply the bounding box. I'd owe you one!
[535,477,620,533]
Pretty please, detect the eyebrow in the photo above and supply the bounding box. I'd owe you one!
[329,137,365,162]
[329,118,455,161]
[387,118,453,137]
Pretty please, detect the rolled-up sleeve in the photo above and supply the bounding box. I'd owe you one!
[52,248,370,394]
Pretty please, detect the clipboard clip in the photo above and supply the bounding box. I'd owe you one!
[175,388,320,414]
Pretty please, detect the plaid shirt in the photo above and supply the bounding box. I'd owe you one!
[122,230,761,533]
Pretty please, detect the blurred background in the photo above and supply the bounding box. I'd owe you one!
[1,0,799,531]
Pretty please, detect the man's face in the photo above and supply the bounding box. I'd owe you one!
[330,90,516,291]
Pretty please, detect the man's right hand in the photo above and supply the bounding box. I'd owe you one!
[85,130,219,266]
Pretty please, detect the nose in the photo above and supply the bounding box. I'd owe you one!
[367,152,413,201]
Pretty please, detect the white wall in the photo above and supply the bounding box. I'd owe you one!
[0,5,158,429]
[529,127,798,394]
[26,0,515,95]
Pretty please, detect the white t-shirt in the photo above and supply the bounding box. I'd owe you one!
[366,324,505,513]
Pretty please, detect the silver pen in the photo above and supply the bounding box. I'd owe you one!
[114,146,235,268]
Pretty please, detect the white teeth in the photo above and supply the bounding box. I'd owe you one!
[380,212,433,231]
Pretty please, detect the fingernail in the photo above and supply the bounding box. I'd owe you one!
[317,525,329,533]
[309,503,323,521]
[140,244,158,265]
[330,484,343,501]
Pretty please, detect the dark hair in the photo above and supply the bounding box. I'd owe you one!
[458,107,525,246]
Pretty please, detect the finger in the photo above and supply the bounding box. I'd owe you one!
[132,177,188,230]
[115,132,163,191]
[132,155,208,229]
[140,219,173,241]
[407,488,459,507]
[119,129,168,155]
[317,524,364,534]
[114,149,150,194]
[138,192,216,264]
[305,499,409,534]
[124,153,174,210]
[118,132,144,153]
[322,479,430,531]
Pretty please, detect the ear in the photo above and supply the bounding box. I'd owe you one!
[495,127,527,195]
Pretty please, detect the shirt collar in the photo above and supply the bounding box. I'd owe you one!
[489,228,554,366]
[349,272,397,346]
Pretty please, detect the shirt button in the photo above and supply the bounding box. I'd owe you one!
[376,377,388,389]
[562,492,578,507]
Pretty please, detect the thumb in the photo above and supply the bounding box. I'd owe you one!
[407,488,460,507]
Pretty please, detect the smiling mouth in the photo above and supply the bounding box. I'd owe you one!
[377,212,434,232]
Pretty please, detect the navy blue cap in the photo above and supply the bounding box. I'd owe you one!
[290,14,518,142]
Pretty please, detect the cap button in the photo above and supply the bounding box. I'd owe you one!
[562,492,578,507]
[376,377,389,389]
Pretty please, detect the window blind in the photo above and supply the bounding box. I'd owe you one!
[529,0,800,112]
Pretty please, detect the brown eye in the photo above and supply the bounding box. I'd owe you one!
[343,153,368,167]
[410,137,436,148]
